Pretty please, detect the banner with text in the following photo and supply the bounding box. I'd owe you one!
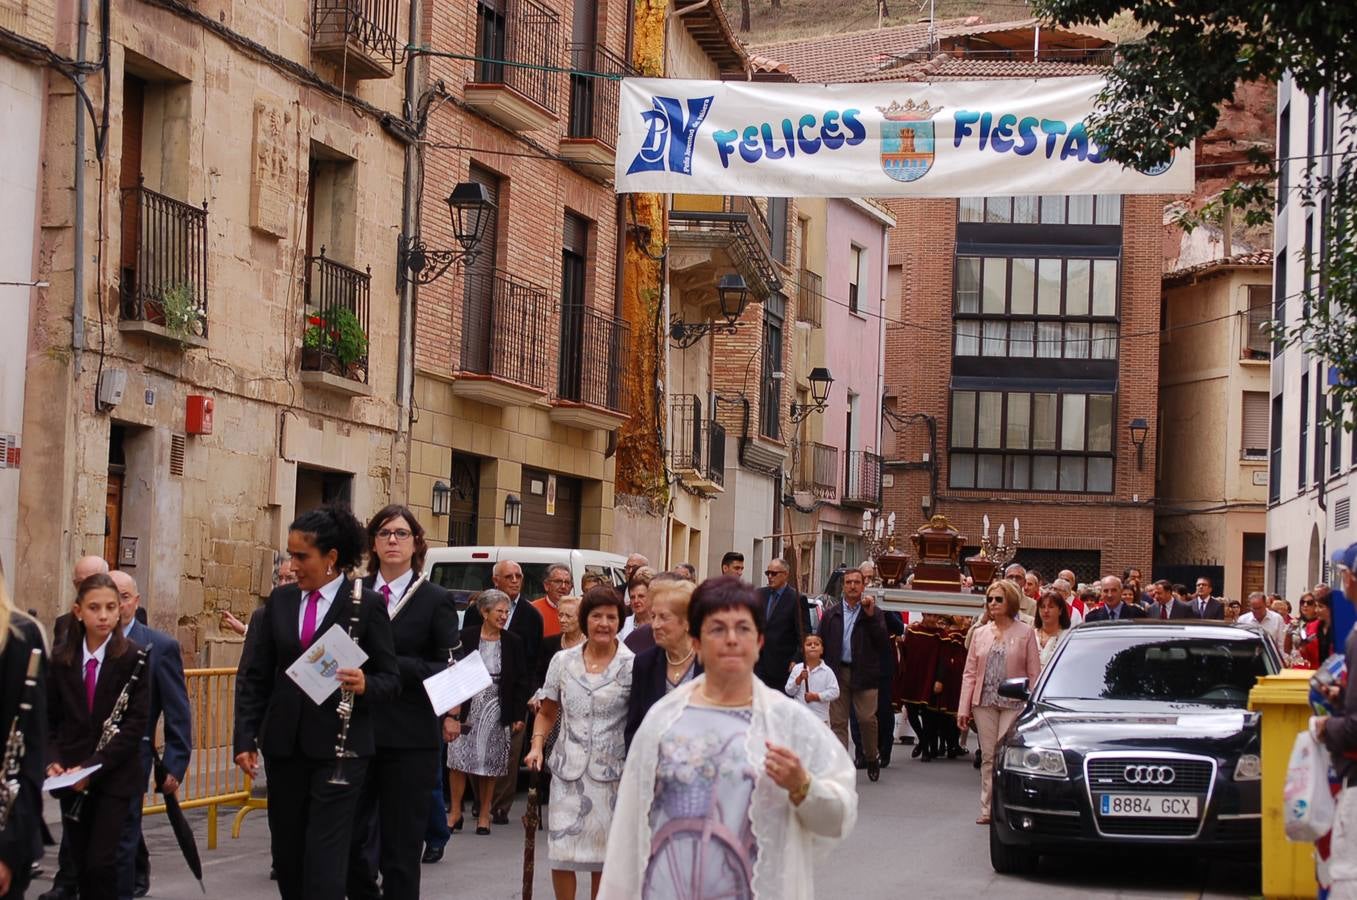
[614,76,1193,197]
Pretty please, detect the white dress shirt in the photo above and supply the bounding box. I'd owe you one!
[374,568,415,617]
[82,632,112,684]
[298,574,345,636]
[1238,609,1286,648]
[784,660,840,724]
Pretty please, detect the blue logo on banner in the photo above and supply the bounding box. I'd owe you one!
[627,96,713,176]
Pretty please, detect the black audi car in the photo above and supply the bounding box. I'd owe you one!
[989,620,1280,873]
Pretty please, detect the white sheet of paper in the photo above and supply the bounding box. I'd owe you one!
[285,623,369,706]
[44,764,103,793]
[423,651,493,716]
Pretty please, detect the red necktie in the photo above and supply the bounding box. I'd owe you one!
[300,590,321,646]
[1160,605,1168,620]
[84,658,98,711]
[380,584,392,610]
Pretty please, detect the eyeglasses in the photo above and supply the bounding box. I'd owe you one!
[377,528,413,541]
[701,622,759,640]
[765,570,785,577]
[501,573,523,580]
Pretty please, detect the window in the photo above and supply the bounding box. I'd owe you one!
[957,195,1121,226]
[849,245,864,314]
[1299,371,1309,490]
[768,197,789,264]
[1331,391,1343,476]
[1273,255,1288,357]
[1315,373,1325,484]
[475,0,508,83]
[1269,393,1283,504]
[1271,547,1287,594]
[949,389,1115,492]
[1277,103,1291,212]
[1242,391,1269,460]
[557,211,591,402]
[1245,284,1270,360]
[760,294,785,440]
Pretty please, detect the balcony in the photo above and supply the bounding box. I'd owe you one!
[311,0,399,80]
[796,269,823,328]
[118,182,209,347]
[794,441,838,500]
[842,449,882,508]
[552,305,631,431]
[455,268,552,407]
[301,251,372,396]
[558,44,636,177]
[669,195,783,301]
[669,394,725,492]
[464,0,561,133]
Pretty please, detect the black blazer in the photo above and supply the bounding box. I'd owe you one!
[818,601,889,690]
[1085,602,1149,622]
[0,618,47,879]
[754,587,811,689]
[463,597,545,688]
[363,575,460,750]
[47,631,151,799]
[625,645,701,750]
[455,625,529,728]
[125,619,193,781]
[233,579,400,760]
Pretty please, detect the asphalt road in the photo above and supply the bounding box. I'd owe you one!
[31,747,1264,899]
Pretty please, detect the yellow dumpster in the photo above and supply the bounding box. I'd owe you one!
[1249,669,1321,900]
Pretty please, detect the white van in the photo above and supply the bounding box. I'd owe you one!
[423,546,629,611]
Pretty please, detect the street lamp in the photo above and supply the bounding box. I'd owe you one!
[669,274,751,348]
[504,493,523,528]
[398,181,495,286]
[1128,417,1149,469]
[431,480,452,517]
[790,367,834,423]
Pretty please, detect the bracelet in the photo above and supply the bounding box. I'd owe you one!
[788,774,812,806]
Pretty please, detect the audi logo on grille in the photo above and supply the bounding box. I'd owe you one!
[1123,764,1176,785]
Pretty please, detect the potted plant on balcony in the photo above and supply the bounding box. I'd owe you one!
[159,282,206,344]
[301,307,368,381]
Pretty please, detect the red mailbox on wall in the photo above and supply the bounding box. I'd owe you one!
[186,395,214,435]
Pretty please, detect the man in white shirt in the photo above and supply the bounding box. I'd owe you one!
[784,634,839,725]
[1238,591,1286,649]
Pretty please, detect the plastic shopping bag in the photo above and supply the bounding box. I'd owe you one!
[1284,725,1336,842]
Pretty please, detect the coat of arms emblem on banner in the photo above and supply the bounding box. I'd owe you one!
[878,99,941,183]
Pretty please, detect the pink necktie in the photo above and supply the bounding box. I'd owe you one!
[1161,605,1168,620]
[84,658,98,711]
[300,590,321,646]
[380,584,392,610]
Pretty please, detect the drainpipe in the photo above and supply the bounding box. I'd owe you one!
[72,0,90,373]
[396,0,421,490]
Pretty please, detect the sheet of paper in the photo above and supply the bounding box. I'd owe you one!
[423,650,493,716]
[285,623,369,706]
[43,764,103,793]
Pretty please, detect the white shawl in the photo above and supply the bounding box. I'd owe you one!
[598,675,857,900]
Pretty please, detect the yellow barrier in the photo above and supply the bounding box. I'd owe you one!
[1248,669,1320,900]
[140,668,266,849]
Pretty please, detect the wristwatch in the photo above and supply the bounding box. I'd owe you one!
[788,775,812,806]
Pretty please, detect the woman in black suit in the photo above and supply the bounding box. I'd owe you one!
[0,563,46,900]
[624,578,701,750]
[46,573,150,900]
[233,504,399,900]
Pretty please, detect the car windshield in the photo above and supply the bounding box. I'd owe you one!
[1041,635,1275,707]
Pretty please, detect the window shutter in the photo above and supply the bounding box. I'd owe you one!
[1242,392,1269,459]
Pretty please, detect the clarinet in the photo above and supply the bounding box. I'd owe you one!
[327,577,364,786]
[65,648,148,823]
[0,648,42,831]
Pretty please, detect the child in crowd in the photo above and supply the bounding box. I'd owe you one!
[784,633,839,725]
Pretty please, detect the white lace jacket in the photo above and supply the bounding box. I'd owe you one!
[598,675,857,899]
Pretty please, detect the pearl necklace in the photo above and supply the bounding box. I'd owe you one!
[664,648,695,668]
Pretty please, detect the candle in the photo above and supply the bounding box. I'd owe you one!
[998,524,1005,546]
[1013,518,1020,541]
[887,512,896,535]
[982,514,990,539]
[875,518,884,540]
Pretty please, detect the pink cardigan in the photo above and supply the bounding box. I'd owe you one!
[958,620,1042,719]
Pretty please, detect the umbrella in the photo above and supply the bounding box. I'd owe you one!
[521,770,541,900]
[152,750,205,893]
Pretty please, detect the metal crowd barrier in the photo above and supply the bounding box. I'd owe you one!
[140,667,266,849]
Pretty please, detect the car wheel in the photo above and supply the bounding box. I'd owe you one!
[988,816,1036,875]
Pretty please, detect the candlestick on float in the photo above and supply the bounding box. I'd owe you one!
[982,514,990,540]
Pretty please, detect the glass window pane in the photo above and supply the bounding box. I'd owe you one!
[1036,321,1062,358]
[983,258,1007,314]
[1096,194,1122,225]
[1013,195,1039,224]
[1007,392,1031,448]
[1009,320,1034,357]
[950,453,975,489]
[982,320,1007,356]
[1037,259,1062,315]
[1087,393,1113,451]
[977,454,1004,489]
[1006,456,1030,490]
[955,320,980,356]
[977,392,1003,448]
[1040,195,1065,224]
[1061,394,1086,450]
[1066,259,1091,316]
[1064,322,1090,358]
[1059,456,1085,492]
[1010,258,1035,314]
[956,257,980,313]
[951,391,975,447]
[1092,259,1118,316]
[985,196,1012,223]
[1091,323,1118,359]
[959,197,984,222]
[1032,394,1058,450]
[1087,457,1113,492]
[1032,455,1059,490]
[1068,194,1095,224]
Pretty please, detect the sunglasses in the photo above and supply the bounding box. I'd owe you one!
[986,596,1005,604]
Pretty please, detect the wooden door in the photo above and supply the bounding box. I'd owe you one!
[105,472,124,566]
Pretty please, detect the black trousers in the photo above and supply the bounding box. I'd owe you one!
[59,791,129,900]
[905,702,934,754]
[346,747,441,900]
[263,754,368,900]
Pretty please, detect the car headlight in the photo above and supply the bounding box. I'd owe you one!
[1233,754,1262,781]
[1004,746,1067,778]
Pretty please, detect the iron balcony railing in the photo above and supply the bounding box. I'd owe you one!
[119,181,209,338]
[669,195,783,296]
[669,395,725,487]
[566,43,635,148]
[797,269,823,327]
[558,304,629,412]
[303,250,371,383]
[843,449,883,507]
[474,0,561,115]
[796,441,838,499]
[311,0,400,73]
[460,268,552,391]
